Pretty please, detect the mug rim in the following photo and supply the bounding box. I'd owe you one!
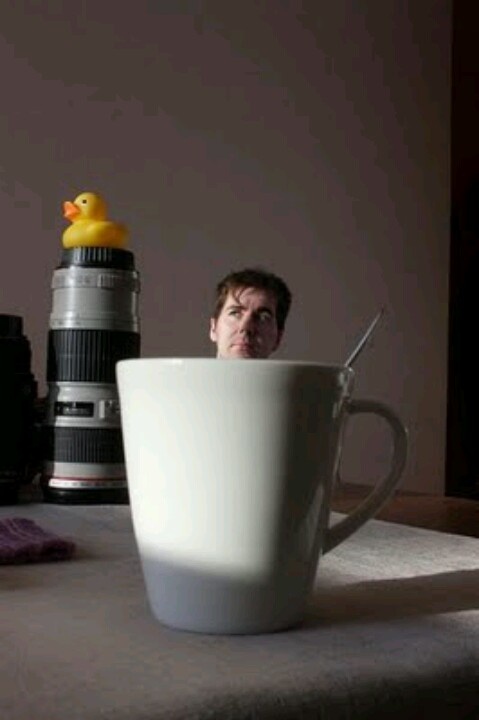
[117,357,355,375]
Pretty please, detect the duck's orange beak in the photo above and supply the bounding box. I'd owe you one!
[63,201,80,221]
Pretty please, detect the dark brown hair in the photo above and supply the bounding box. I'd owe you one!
[212,267,292,332]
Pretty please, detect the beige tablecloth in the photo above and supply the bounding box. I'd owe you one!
[1,503,478,719]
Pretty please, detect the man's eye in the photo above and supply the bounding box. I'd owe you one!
[228,309,241,317]
[258,312,272,322]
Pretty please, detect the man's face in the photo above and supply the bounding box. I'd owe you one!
[209,287,282,359]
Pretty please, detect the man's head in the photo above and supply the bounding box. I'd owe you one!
[209,267,292,359]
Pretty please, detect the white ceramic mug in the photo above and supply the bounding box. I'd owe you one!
[117,359,408,634]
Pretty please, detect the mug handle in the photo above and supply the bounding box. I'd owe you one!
[323,398,408,554]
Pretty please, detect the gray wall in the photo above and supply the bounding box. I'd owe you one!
[0,1,450,493]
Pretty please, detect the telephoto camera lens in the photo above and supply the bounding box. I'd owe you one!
[41,247,140,504]
[0,314,38,504]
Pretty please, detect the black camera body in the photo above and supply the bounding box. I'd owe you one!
[0,314,38,504]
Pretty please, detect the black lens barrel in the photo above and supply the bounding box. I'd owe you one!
[0,314,37,503]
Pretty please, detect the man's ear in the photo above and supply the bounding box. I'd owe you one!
[209,318,217,343]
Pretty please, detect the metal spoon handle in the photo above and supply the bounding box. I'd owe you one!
[345,308,385,368]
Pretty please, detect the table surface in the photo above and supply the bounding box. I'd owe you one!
[1,503,479,720]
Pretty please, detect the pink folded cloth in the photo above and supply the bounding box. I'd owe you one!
[0,518,76,564]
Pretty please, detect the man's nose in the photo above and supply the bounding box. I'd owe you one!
[239,313,255,333]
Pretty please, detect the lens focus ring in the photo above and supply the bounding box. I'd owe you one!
[47,329,140,383]
[42,426,124,464]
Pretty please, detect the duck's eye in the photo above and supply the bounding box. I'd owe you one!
[81,199,87,204]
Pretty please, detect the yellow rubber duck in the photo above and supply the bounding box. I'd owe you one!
[62,192,128,249]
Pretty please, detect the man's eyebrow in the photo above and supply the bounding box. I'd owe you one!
[225,302,274,314]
